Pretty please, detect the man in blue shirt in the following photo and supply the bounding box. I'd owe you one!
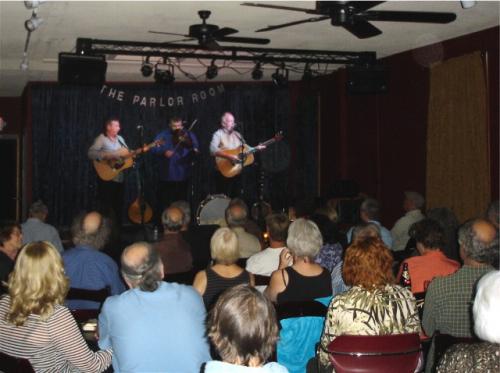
[63,211,125,309]
[152,117,199,214]
[99,241,210,372]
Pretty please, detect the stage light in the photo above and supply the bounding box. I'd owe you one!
[272,64,288,87]
[141,57,153,77]
[302,64,313,81]
[251,63,263,80]
[154,60,175,85]
[206,60,218,80]
[24,0,45,9]
[25,12,43,32]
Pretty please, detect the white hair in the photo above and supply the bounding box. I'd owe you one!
[473,270,500,343]
[286,218,323,259]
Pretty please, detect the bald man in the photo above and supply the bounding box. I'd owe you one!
[153,206,193,275]
[63,211,125,309]
[98,242,210,372]
[422,218,499,372]
[225,200,261,258]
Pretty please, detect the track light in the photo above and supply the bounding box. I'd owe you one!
[25,11,43,32]
[460,1,476,9]
[206,60,218,80]
[154,59,175,85]
[141,57,154,77]
[251,63,263,80]
[272,64,288,87]
[302,64,313,81]
[24,0,45,9]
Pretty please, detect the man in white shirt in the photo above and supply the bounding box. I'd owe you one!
[246,213,289,291]
[22,200,64,253]
[391,191,425,252]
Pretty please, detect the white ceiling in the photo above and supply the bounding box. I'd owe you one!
[0,1,498,96]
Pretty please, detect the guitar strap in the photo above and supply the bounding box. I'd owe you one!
[117,136,129,149]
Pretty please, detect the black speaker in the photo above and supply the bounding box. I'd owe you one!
[58,53,107,85]
[347,64,388,94]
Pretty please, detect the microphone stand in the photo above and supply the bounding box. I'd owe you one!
[137,125,148,240]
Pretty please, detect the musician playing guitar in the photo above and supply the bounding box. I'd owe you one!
[210,112,265,197]
[88,117,132,224]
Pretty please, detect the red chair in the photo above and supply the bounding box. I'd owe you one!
[0,351,35,373]
[327,333,422,373]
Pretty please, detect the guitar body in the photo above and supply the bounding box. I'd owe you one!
[216,146,255,178]
[128,197,153,224]
[93,158,134,181]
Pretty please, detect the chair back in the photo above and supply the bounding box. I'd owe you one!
[327,333,422,373]
[254,274,270,287]
[67,287,110,305]
[0,351,35,373]
[163,269,196,285]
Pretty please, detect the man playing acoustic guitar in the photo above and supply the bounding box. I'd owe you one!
[88,117,131,224]
[209,112,265,197]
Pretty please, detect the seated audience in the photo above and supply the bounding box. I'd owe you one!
[153,206,193,275]
[436,270,500,372]
[0,224,22,294]
[193,228,254,309]
[98,242,210,372]
[311,214,343,273]
[246,213,290,291]
[265,218,332,304]
[426,207,460,262]
[391,191,425,253]
[397,219,460,293]
[0,241,112,372]
[204,284,288,372]
[21,200,64,253]
[346,198,393,249]
[63,211,125,309]
[317,238,420,370]
[225,200,261,258]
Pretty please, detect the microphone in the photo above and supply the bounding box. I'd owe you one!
[136,124,143,130]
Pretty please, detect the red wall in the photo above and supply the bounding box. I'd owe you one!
[316,26,499,227]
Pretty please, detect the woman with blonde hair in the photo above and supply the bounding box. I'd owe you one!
[0,241,112,372]
[193,228,254,309]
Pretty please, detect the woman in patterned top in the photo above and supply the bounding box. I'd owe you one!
[317,237,420,369]
[0,241,112,372]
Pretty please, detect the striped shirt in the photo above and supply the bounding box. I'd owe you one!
[203,267,251,309]
[0,295,112,372]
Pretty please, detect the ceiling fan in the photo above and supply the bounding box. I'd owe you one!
[149,10,270,50]
[241,1,457,39]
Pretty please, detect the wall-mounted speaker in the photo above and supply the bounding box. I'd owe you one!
[347,64,388,94]
[58,53,107,85]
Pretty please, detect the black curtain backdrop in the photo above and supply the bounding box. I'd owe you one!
[28,82,317,227]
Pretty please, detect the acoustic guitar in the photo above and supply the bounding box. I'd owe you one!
[93,139,164,181]
[216,132,283,178]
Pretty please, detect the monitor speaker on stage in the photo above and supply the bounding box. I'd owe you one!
[58,53,107,85]
[347,64,388,94]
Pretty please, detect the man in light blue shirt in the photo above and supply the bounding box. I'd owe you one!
[22,200,64,253]
[99,241,210,373]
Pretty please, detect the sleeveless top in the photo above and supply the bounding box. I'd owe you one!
[276,266,332,304]
[203,267,251,309]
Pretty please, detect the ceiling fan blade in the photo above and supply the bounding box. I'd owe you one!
[165,38,197,44]
[363,10,456,24]
[214,27,239,38]
[342,18,382,39]
[148,31,190,37]
[217,36,270,45]
[241,2,320,14]
[203,38,222,51]
[256,16,330,32]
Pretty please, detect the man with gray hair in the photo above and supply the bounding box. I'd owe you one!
[21,200,64,253]
[63,211,125,309]
[225,200,261,258]
[346,198,393,248]
[98,242,210,372]
[422,218,498,372]
[391,191,425,252]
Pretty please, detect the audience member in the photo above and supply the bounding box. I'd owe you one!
[153,206,193,275]
[21,200,64,253]
[426,207,460,262]
[265,218,331,304]
[229,198,264,244]
[397,219,460,293]
[193,228,254,309]
[225,201,261,258]
[346,198,393,248]
[0,224,22,293]
[204,285,288,372]
[311,214,343,273]
[436,270,500,372]
[391,191,425,252]
[98,241,210,372]
[0,241,112,372]
[246,213,289,291]
[63,211,125,309]
[317,238,420,371]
